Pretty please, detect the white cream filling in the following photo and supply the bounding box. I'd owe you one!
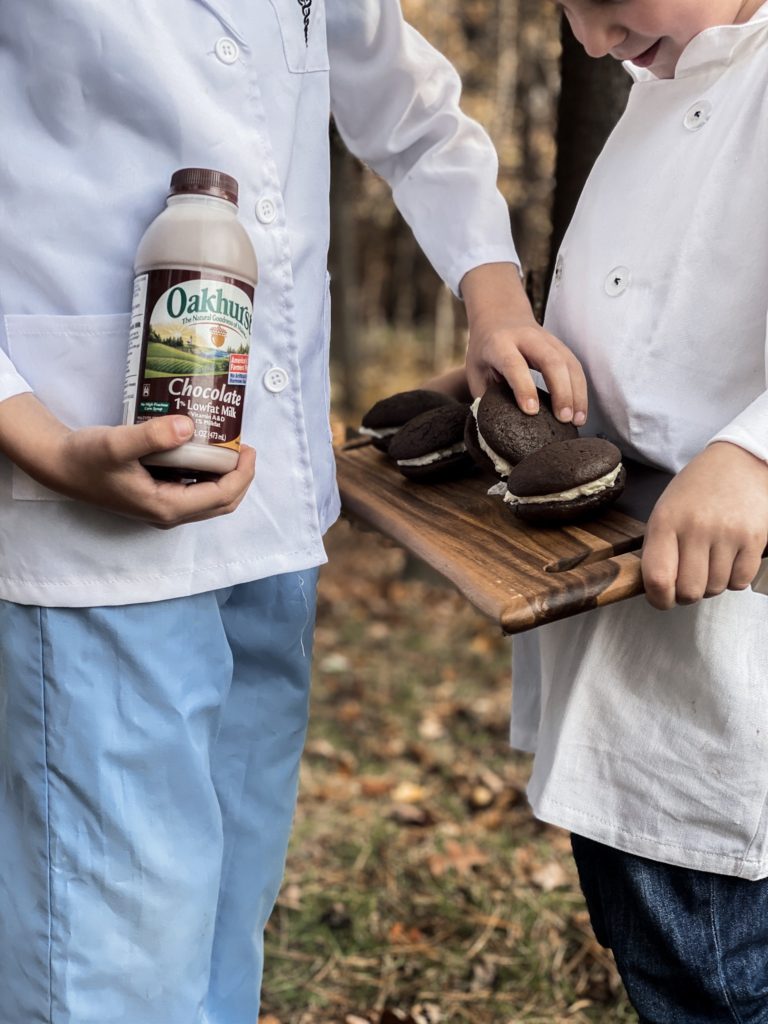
[396,442,467,467]
[471,397,513,477]
[503,464,622,505]
[359,425,400,439]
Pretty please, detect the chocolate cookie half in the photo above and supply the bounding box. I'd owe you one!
[503,437,626,524]
[468,381,578,477]
[388,403,473,482]
[464,413,497,476]
[360,389,458,452]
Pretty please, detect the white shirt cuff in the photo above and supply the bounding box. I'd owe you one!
[708,391,768,463]
[0,349,32,404]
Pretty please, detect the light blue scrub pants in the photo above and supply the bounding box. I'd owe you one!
[0,569,319,1024]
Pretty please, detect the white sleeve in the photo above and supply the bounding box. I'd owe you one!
[326,0,519,296]
[709,393,768,463]
[708,313,768,463]
[0,317,32,404]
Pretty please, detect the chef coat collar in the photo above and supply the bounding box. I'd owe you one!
[623,0,768,83]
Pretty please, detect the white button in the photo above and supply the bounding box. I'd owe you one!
[605,267,630,297]
[263,367,289,393]
[684,100,712,131]
[215,37,240,65]
[255,197,278,225]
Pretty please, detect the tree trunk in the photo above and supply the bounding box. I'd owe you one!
[492,0,519,147]
[329,122,361,416]
[548,18,631,285]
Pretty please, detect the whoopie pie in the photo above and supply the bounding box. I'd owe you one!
[466,381,578,477]
[359,389,459,452]
[387,403,473,482]
[503,437,625,524]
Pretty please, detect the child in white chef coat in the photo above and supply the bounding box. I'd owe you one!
[0,3,588,1023]
[512,1,768,1020]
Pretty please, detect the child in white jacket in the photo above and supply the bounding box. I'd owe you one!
[0,2,585,1022]
[516,1,768,1019]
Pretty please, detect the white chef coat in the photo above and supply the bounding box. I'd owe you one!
[0,0,517,607]
[514,5,768,879]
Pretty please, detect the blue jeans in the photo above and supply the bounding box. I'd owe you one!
[0,570,318,1024]
[571,834,768,1023]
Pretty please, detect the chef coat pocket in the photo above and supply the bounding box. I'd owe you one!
[269,0,329,73]
[4,313,130,500]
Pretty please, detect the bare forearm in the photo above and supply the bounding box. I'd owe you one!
[0,393,71,483]
[461,262,531,330]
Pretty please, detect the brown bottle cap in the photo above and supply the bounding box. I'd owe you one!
[169,168,239,205]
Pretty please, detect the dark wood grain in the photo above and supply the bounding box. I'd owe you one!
[336,444,651,634]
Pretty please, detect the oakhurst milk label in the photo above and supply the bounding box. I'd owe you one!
[125,273,253,452]
[123,168,259,480]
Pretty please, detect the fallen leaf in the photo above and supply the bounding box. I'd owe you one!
[379,737,407,758]
[468,785,494,809]
[338,699,363,723]
[318,652,351,674]
[428,840,489,878]
[567,1000,594,1014]
[436,821,462,837]
[469,957,497,992]
[388,803,434,827]
[308,774,359,801]
[478,767,506,794]
[412,1005,442,1024]
[391,781,427,804]
[417,714,446,741]
[530,862,569,892]
[359,775,396,797]
[388,921,425,944]
[278,883,302,909]
[472,808,503,830]
[366,622,390,641]
[304,739,358,773]
[469,632,494,654]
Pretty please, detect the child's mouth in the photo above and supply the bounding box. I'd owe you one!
[631,39,662,68]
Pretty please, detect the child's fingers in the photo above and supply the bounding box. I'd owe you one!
[486,348,541,413]
[705,542,741,598]
[151,445,256,527]
[641,525,680,610]
[567,361,589,428]
[466,323,588,424]
[102,417,196,465]
[465,360,494,402]
[533,355,574,422]
[520,337,587,424]
[683,536,765,600]
[673,536,710,605]
[729,545,766,592]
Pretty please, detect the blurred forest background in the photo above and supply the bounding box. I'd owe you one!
[326,0,629,420]
[262,4,634,1024]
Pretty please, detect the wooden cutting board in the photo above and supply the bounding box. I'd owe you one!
[335,442,672,634]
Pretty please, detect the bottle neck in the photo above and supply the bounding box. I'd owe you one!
[166,194,238,214]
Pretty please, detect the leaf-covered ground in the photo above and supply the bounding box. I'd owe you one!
[260,520,636,1024]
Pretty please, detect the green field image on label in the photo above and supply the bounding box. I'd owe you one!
[144,340,230,378]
